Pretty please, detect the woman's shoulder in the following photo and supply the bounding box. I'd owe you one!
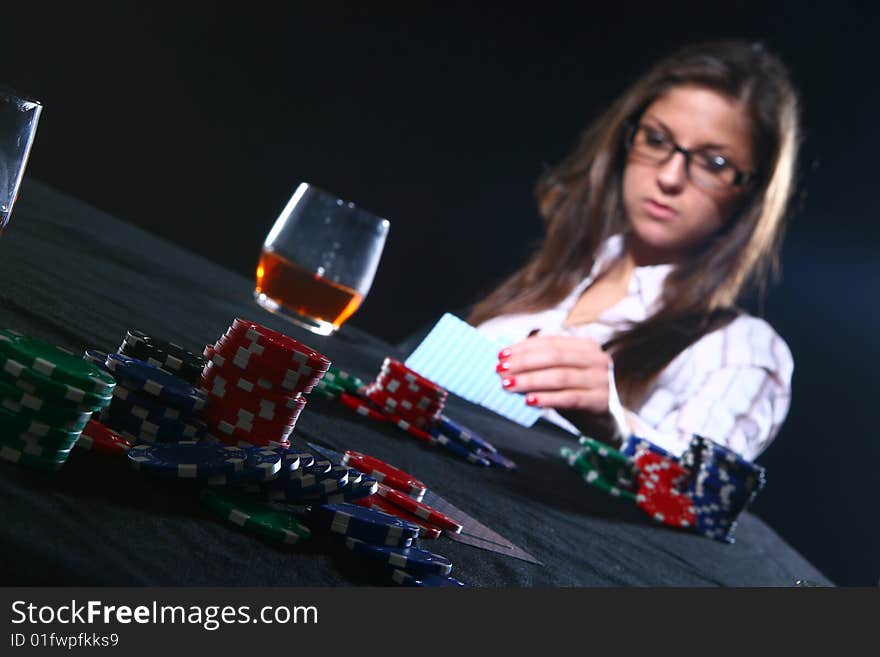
[690,312,793,376]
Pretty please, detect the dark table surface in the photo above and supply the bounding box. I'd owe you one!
[0,179,832,586]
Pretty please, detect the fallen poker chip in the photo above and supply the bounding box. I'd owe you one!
[201,487,311,544]
[310,502,420,548]
[636,483,696,528]
[0,330,116,395]
[128,441,247,479]
[474,448,518,471]
[342,451,427,497]
[342,537,452,576]
[339,392,388,422]
[432,432,491,466]
[375,483,463,533]
[387,569,466,587]
[77,419,132,455]
[434,415,497,454]
[354,495,442,539]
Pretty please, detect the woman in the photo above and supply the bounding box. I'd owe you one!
[472,40,800,461]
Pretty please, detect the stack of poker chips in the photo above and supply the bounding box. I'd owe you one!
[83,349,209,445]
[679,435,767,543]
[322,358,517,470]
[199,319,330,449]
[0,329,116,471]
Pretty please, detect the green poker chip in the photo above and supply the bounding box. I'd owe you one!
[0,376,95,428]
[561,445,637,501]
[0,330,116,395]
[324,366,366,395]
[201,488,311,544]
[0,403,84,443]
[0,444,69,472]
[0,431,76,460]
[0,355,113,412]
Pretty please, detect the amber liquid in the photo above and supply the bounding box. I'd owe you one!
[255,249,363,328]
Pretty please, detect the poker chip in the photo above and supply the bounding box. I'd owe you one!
[310,502,420,548]
[474,448,518,470]
[205,446,283,485]
[128,441,247,479]
[341,537,453,576]
[0,445,67,472]
[434,415,497,454]
[201,488,311,544]
[636,482,696,528]
[338,392,388,422]
[110,385,193,422]
[561,446,638,501]
[342,451,427,497]
[432,432,491,465]
[320,477,379,504]
[106,353,207,412]
[118,330,207,386]
[375,483,463,533]
[354,495,442,539]
[323,366,366,395]
[0,403,83,442]
[285,451,313,470]
[227,320,331,371]
[0,376,94,426]
[76,419,132,455]
[387,569,467,587]
[0,330,116,395]
[102,404,208,442]
[0,397,91,433]
[0,432,75,460]
[0,352,113,410]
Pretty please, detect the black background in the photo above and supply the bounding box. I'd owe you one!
[1,3,877,585]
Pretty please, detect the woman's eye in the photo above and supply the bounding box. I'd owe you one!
[644,130,668,146]
[698,153,730,173]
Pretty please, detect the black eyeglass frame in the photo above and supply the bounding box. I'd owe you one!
[623,122,757,189]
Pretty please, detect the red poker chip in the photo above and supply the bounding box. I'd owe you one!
[338,392,389,423]
[380,359,445,397]
[203,402,299,437]
[636,482,696,528]
[353,495,442,539]
[206,348,322,395]
[384,411,436,446]
[367,378,445,414]
[214,334,325,381]
[342,450,427,496]
[227,320,331,371]
[201,369,306,417]
[361,387,438,428]
[77,419,133,455]
[635,451,691,489]
[201,358,316,398]
[376,483,463,533]
[378,366,446,401]
[204,414,294,445]
[208,432,292,451]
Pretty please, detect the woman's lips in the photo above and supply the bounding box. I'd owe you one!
[644,199,678,221]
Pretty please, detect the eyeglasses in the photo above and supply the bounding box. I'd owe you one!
[624,123,756,190]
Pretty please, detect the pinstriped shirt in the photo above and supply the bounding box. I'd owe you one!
[477,235,793,461]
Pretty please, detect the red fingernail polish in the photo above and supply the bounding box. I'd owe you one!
[496,361,511,373]
[502,377,516,389]
[525,394,538,406]
[498,348,512,360]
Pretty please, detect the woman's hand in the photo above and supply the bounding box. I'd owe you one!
[496,335,612,414]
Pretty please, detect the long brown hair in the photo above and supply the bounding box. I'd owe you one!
[468,40,801,407]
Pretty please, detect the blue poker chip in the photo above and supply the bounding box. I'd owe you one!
[342,537,453,577]
[319,477,378,504]
[128,440,247,479]
[434,415,497,454]
[206,446,284,485]
[110,385,197,422]
[105,353,208,412]
[387,569,467,587]
[263,465,350,500]
[619,435,677,460]
[102,401,208,442]
[475,448,518,470]
[432,433,491,466]
[346,469,363,485]
[310,502,420,548]
[83,349,111,370]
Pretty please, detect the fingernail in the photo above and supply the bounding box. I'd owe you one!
[495,361,511,373]
[525,394,539,406]
[502,377,516,389]
[498,348,512,360]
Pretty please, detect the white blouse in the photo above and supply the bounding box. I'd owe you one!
[476,235,793,461]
